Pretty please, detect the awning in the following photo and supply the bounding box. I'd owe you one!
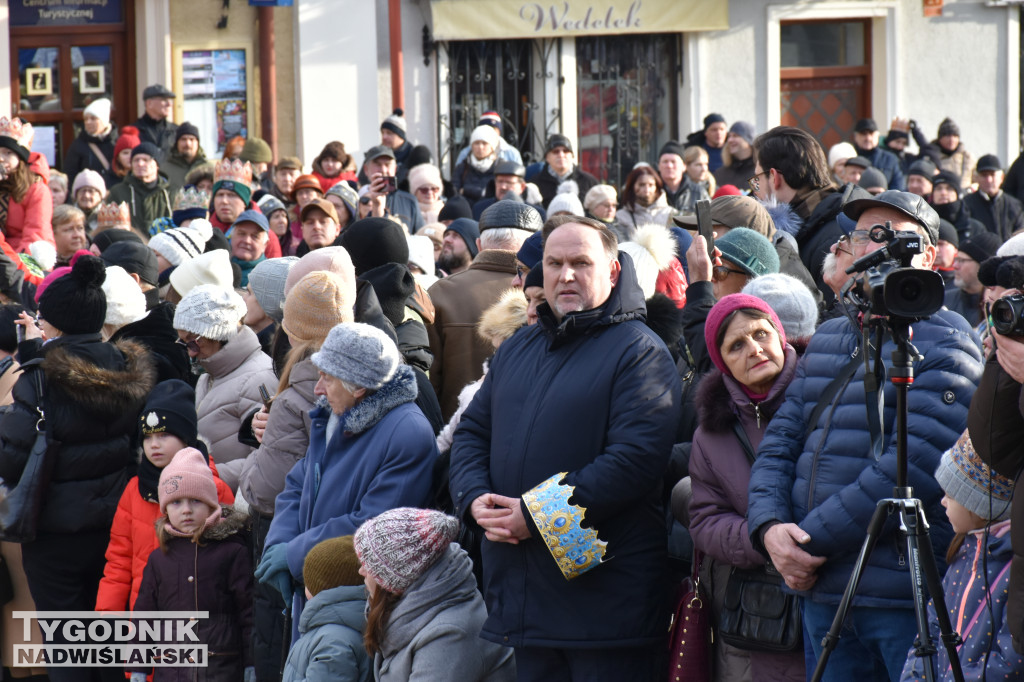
[429,0,729,41]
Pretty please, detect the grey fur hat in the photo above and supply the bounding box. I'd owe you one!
[311,322,399,390]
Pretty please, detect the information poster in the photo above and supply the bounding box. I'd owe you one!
[180,49,248,155]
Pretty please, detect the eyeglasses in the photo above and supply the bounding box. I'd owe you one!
[712,265,748,282]
[175,334,203,353]
[837,230,871,248]
[747,170,769,193]
[953,256,976,265]
[515,264,528,281]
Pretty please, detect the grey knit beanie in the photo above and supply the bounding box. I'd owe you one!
[742,273,818,340]
[311,322,399,390]
[354,507,459,594]
[172,284,246,341]
[716,227,780,278]
[248,256,299,324]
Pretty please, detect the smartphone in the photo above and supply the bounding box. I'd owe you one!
[258,384,273,413]
[15,322,24,344]
[381,175,398,195]
[695,199,714,256]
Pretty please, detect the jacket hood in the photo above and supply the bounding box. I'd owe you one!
[298,584,368,634]
[762,197,803,238]
[333,363,418,435]
[379,544,477,656]
[537,251,647,347]
[696,344,798,433]
[41,337,156,415]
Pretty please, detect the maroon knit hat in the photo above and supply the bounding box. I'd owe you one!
[703,293,786,376]
[158,447,222,533]
[353,508,459,595]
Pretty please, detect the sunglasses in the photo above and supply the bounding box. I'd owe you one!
[712,265,748,282]
[175,335,203,353]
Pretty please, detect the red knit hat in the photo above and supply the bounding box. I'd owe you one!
[113,126,141,171]
[158,447,222,533]
[703,293,786,376]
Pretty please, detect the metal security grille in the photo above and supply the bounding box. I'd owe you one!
[436,39,560,177]
[575,35,680,187]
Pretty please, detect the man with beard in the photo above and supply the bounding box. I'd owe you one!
[850,118,904,190]
[427,203,540,420]
[928,170,986,242]
[437,218,479,276]
[943,232,1002,327]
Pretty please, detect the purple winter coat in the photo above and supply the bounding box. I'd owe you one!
[132,507,253,682]
[688,345,804,682]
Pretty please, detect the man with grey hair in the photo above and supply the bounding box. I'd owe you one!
[427,201,540,420]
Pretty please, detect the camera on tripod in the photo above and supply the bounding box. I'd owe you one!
[844,222,945,321]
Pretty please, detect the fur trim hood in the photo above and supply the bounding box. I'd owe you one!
[761,196,803,238]
[41,337,156,414]
[695,345,798,433]
[314,364,419,436]
[155,504,249,546]
[625,223,677,270]
[478,289,528,344]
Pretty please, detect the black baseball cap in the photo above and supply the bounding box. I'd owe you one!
[976,154,1003,173]
[843,190,940,245]
[142,84,175,100]
[102,241,159,287]
[854,118,878,133]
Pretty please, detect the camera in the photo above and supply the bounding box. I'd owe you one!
[991,293,1024,336]
[844,222,945,321]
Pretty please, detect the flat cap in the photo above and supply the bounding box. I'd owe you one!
[479,200,542,233]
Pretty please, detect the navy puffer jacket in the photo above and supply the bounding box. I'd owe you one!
[747,309,982,607]
[450,255,682,648]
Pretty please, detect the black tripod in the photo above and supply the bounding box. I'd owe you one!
[810,318,964,682]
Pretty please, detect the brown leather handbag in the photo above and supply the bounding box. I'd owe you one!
[666,550,712,682]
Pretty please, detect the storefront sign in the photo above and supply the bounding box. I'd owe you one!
[10,0,123,27]
[430,0,728,40]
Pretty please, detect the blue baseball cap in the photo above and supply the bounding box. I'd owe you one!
[230,209,269,233]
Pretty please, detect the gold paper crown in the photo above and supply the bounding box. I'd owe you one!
[174,186,211,211]
[0,117,33,150]
[96,202,131,229]
[214,158,252,186]
[522,472,608,580]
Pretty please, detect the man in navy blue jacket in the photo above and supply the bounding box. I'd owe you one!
[450,215,681,681]
[852,118,906,191]
[747,191,983,680]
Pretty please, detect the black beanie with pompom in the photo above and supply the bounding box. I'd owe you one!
[38,254,107,335]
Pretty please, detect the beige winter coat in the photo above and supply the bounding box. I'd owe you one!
[195,325,276,491]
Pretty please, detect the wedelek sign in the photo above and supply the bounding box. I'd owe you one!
[430,0,728,41]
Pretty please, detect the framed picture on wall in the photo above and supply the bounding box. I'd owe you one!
[79,66,105,94]
[25,67,52,96]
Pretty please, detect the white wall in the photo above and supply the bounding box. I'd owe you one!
[400,0,436,154]
[0,0,9,119]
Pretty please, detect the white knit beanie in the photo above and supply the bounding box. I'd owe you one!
[173,284,246,341]
[828,142,856,170]
[406,235,435,276]
[102,265,148,328]
[547,181,584,216]
[169,249,233,299]
[407,164,442,196]
[470,124,500,150]
[149,219,214,267]
[83,98,111,126]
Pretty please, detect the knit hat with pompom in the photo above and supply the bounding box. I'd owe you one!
[354,508,459,594]
[38,253,107,334]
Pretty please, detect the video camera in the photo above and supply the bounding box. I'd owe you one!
[843,222,945,321]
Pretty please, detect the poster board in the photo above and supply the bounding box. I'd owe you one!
[172,45,253,156]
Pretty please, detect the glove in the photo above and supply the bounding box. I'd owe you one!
[243,666,256,682]
[130,673,147,682]
[255,543,293,604]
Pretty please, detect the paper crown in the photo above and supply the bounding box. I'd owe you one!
[214,158,252,186]
[0,117,33,150]
[174,186,211,212]
[522,472,608,580]
[96,202,131,230]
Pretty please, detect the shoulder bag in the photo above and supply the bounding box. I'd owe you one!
[666,549,712,681]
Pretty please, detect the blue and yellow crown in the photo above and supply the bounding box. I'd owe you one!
[522,472,607,580]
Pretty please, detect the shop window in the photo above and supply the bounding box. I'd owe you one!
[575,35,679,186]
[780,20,870,149]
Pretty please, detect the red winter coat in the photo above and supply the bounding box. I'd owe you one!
[5,177,53,253]
[311,170,356,194]
[95,467,234,612]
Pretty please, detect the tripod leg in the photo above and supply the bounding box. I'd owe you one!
[810,499,891,682]
[907,503,965,682]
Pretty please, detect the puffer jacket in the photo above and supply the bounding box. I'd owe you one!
[195,325,277,490]
[615,193,675,232]
[747,311,983,607]
[4,179,53,253]
[282,585,371,682]
[375,545,515,682]
[449,255,682,648]
[934,142,974,190]
[132,507,252,682]
[236,358,318,516]
[689,348,798,570]
[95,467,234,612]
[0,335,155,534]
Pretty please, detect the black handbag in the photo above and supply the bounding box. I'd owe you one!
[0,367,59,544]
[718,563,803,652]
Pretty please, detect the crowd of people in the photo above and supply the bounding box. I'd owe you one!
[0,82,1022,682]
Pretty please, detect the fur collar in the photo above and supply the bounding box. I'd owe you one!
[331,364,419,436]
[695,346,798,433]
[644,293,683,353]
[40,338,155,414]
[155,504,248,546]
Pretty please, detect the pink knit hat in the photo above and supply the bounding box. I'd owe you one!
[33,249,92,303]
[354,508,459,595]
[703,293,786,376]
[283,246,356,299]
[158,447,222,533]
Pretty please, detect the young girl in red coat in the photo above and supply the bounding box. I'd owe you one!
[95,379,233,612]
[130,447,253,682]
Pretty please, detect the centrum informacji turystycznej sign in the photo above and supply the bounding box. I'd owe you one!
[10,0,122,28]
[429,0,728,41]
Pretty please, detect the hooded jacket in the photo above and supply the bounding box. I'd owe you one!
[747,310,982,607]
[449,255,682,648]
[95,462,234,612]
[3,172,54,253]
[0,335,155,534]
[195,325,277,489]
[106,172,172,239]
[282,584,371,682]
[132,507,252,682]
[374,545,515,681]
